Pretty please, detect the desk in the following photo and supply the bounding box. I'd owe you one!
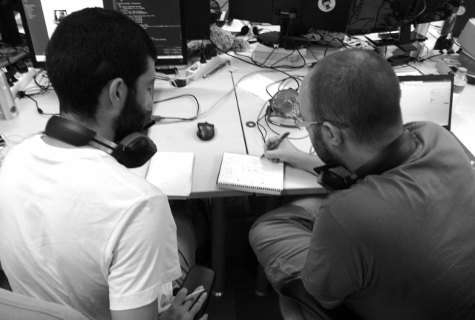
[2,47,475,297]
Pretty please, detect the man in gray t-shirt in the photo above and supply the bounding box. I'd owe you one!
[250,49,475,320]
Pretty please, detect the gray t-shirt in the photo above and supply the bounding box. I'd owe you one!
[303,121,475,320]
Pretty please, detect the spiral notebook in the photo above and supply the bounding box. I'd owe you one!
[217,152,284,195]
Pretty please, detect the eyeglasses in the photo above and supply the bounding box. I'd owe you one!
[294,117,349,128]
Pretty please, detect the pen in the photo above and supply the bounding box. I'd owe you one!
[143,120,156,130]
[261,132,290,158]
[202,61,229,79]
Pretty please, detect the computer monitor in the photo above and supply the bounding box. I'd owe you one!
[18,0,188,68]
[0,0,21,46]
[229,0,462,47]
[182,0,210,40]
[348,0,462,46]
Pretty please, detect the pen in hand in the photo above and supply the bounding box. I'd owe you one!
[261,132,290,158]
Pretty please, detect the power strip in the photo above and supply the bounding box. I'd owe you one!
[187,56,231,81]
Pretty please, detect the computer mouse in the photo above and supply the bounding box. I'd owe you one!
[197,122,215,141]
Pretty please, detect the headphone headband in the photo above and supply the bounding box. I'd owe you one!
[44,116,157,168]
[314,130,416,191]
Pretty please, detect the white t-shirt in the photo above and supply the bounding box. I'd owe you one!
[0,135,181,320]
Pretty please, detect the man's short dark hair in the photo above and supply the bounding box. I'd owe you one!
[46,8,157,120]
[307,49,402,146]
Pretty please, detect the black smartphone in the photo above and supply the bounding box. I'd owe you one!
[180,265,215,319]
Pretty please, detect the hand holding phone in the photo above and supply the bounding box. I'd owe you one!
[160,288,208,320]
[160,266,214,320]
[184,285,205,303]
[180,265,215,320]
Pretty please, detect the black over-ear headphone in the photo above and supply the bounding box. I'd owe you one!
[44,116,157,168]
[239,25,260,36]
[314,130,416,191]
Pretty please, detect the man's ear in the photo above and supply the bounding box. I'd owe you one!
[321,122,343,147]
[108,78,128,111]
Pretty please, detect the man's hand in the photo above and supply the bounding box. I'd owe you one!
[264,136,304,167]
[264,135,324,173]
[160,288,208,320]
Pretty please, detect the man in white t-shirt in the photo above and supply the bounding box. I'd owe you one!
[0,8,206,320]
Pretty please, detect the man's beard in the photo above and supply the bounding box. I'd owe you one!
[114,90,151,143]
[311,125,340,166]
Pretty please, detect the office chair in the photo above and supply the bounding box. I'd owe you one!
[280,279,362,320]
[0,288,88,320]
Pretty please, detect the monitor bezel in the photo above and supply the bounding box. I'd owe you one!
[17,1,44,68]
[18,0,188,69]
[398,74,454,131]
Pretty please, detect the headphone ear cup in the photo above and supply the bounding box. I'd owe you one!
[239,25,250,36]
[314,164,356,191]
[112,132,157,168]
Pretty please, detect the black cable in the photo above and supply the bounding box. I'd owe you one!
[211,38,302,83]
[261,46,277,66]
[22,93,57,116]
[152,94,201,123]
[418,52,444,62]
[406,63,425,75]
[256,101,269,143]
[33,72,50,91]
[265,75,302,99]
[229,71,249,155]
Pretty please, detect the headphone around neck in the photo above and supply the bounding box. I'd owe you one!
[314,130,416,191]
[44,116,157,168]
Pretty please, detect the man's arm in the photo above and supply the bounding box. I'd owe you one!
[111,300,158,320]
[264,136,323,173]
[111,291,208,320]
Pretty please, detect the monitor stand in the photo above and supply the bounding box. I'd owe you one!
[256,31,309,49]
[365,24,427,52]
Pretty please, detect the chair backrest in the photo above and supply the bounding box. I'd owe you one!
[281,279,362,320]
[0,288,88,320]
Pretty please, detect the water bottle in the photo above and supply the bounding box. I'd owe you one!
[453,67,468,94]
[0,69,18,120]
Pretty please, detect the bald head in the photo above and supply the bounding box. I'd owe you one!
[301,49,402,147]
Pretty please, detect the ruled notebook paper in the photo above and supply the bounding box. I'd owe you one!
[217,152,284,195]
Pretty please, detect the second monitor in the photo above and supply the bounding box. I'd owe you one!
[19,0,210,68]
[229,0,462,48]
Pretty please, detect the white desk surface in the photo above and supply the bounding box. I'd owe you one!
[2,50,475,198]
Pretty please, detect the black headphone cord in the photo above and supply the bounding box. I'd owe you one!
[229,70,249,155]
